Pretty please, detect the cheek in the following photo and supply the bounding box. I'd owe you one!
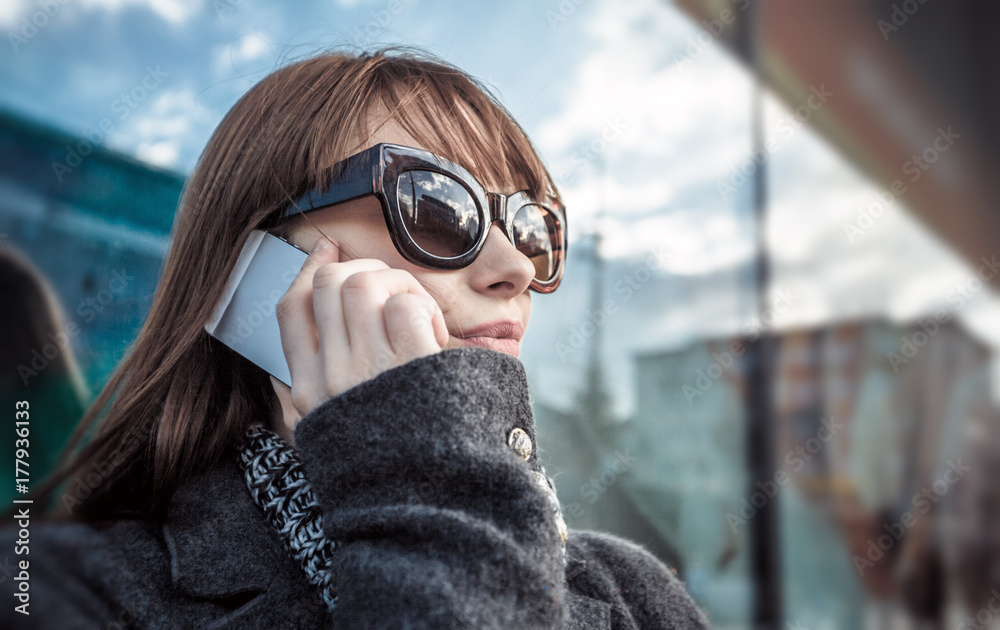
[306,198,397,263]
[335,222,399,263]
[408,271,460,316]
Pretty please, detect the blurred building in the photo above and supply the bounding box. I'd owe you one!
[0,108,184,386]
[0,109,183,497]
[537,315,998,628]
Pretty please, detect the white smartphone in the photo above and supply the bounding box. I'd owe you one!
[204,230,309,386]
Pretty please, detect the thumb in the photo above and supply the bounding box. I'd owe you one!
[430,301,449,349]
[269,375,302,435]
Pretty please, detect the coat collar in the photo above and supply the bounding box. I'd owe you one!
[162,455,284,599]
[158,449,613,628]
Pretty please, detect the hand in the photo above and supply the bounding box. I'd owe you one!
[270,237,449,435]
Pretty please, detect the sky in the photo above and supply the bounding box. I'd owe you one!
[3,0,998,415]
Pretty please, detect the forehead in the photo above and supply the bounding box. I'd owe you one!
[346,104,513,194]
[348,117,419,154]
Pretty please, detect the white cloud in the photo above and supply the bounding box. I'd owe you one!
[2,0,200,37]
[546,26,1000,351]
[525,0,1000,418]
[136,140,180,167]
[761,85,1000,351]
[109,88,211,169]
[535,0,753,273]
[4,0,203,26]
[212,31,278,80]
[598,212,753,276]
[77,0,201,24]
[0,0,30,28]
[229,32,272,64]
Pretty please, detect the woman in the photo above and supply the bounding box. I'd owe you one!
[3,49,710,629]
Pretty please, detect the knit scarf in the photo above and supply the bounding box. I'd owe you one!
[238,424,340,610]
[238,423,568,613]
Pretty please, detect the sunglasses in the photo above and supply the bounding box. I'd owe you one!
[279,143,567,293]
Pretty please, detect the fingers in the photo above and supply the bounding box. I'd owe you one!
[312,258,391,377]
[339,268,433,354]
[383,292,447,357]
[275,237,340,392]
[275,234,447,422]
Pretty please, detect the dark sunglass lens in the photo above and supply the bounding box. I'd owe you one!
[512,204,560,282]
[397,170,481,258]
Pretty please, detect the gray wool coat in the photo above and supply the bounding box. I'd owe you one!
[1,346,711,629]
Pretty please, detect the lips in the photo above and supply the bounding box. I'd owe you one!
[455,319,524,357]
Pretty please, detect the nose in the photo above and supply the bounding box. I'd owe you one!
[467,223,535,298]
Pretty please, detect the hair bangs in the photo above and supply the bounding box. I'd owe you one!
[310,49,560,205]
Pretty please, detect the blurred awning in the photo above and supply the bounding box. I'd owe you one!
[673,0,999,277]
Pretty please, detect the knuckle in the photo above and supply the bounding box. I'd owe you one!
[385,298,436,350]
[387,267,416,281]
[312,263,342,290]
[394,330,414,346]
[340,270,378,292]
[410,305,434,326]
[384,291,419,309]
[371,350,393,370]
[325,376,349,398]
[386,294,431,324]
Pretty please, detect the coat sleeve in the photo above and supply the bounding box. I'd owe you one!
[565,531,713,629]
[293,346,712,629]
[293,346,569,629]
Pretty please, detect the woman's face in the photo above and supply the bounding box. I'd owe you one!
[280,119,536,357]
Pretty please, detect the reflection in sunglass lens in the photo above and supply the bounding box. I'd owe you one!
[397,170,481,258]
[512,204,559,282]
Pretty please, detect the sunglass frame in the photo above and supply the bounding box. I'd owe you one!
[281,143,566,293]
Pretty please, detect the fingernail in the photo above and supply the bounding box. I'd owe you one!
[312,238,332,254]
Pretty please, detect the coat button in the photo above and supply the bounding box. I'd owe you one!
[555,511,568,545]
[507,428,532,461]
[531,470,551,492]
[530,471,567,547]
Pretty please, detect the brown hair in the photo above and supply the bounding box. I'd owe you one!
[34,47,561,521]
[0,246,89,401]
